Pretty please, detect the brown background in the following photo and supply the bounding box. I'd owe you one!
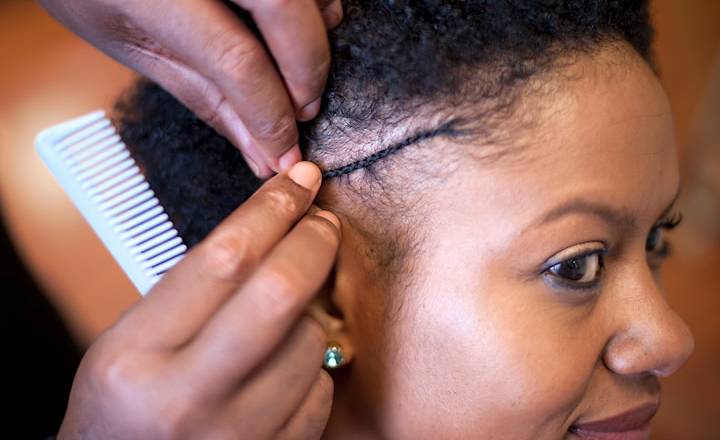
[0,1,717,438]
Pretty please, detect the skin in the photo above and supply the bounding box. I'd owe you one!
[318,45,695,439]
[60,162,342,439]
[57,40,692,440]
[39,0,344,178]
[36,0,693,437]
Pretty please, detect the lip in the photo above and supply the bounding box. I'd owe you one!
[569,402,659,440]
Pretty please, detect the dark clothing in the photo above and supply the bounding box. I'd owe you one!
[0,212,83,438]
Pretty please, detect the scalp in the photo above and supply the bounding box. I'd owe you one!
[115,0,655,256]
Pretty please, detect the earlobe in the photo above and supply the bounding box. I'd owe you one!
[306,274,355,368]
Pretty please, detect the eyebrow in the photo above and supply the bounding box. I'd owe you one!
[533,186,682,232]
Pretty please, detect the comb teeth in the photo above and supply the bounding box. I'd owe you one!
[36,111,187,295]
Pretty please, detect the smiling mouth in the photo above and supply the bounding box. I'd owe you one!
[568,402,659,440]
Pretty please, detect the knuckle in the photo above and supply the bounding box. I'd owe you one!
[284,54,330,102]
[300,56,331,97]
[201,228,259,280]
[213,35,266,81]
[252,265,300,316]
[81,342,194,438]
[263,187,301,217]
[305,216,340,247]
[252,113,297,146]
[85,344,141,395]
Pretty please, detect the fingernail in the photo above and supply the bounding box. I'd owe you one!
[297,98,321,121]
[288,161,321,190]
[278,144,302,172]
[314,210,341,230]
[241,152,261,176]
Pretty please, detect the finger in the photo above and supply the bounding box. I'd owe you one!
[227,317,326,434]
[317,0,344,30]
[182,208,341,389]
[234,0,331,121]
[276,370,334,440]
[118,162,324,349]
[111,40,271,177]
[130,0,300,172]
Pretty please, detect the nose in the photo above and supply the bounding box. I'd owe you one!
[603,266,695,378]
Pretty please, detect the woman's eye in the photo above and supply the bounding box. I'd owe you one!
[646,227,664,253]
[542,242,607,292]
[547,252,603,285]
[646,212,682,263]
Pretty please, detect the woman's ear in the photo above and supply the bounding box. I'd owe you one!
[307,269,354,368]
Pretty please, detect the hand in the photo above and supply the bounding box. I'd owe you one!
[59,162,341,439]
[39,0,343,178]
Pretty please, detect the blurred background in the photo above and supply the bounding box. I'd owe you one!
[0,0,718,438]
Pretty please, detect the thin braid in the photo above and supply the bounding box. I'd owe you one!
[322,121,460,179]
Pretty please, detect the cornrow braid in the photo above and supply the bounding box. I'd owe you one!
[116,0,655,247]
[322,120,462,179]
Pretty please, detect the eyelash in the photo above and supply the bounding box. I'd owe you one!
[542,211,683,292]
[543,249,606,292]
[646,211,683,265]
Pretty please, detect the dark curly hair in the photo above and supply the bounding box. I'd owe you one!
[115,0,654,253]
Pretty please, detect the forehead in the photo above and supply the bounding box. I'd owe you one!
[437,46,679,234]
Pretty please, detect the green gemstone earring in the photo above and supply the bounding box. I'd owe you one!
[323,342,345,369]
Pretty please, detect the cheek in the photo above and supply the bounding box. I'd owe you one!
[380,264,603,438]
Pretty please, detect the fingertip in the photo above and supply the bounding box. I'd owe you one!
[297,97,322,121]
[288,161,322,191]
[314,210,341,232]
[322,0,344,29]
[224,125,276,178]
[278,144,303,172]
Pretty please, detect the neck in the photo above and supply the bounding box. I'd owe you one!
[322,367,382,440]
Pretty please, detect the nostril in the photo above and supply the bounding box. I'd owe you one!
[602,336,642,376]
[652,323,695,378]
[603,314,695,378]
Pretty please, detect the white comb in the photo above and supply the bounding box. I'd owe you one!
[36,111,187,296]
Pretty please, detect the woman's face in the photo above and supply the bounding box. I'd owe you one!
[329,46,694,439]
